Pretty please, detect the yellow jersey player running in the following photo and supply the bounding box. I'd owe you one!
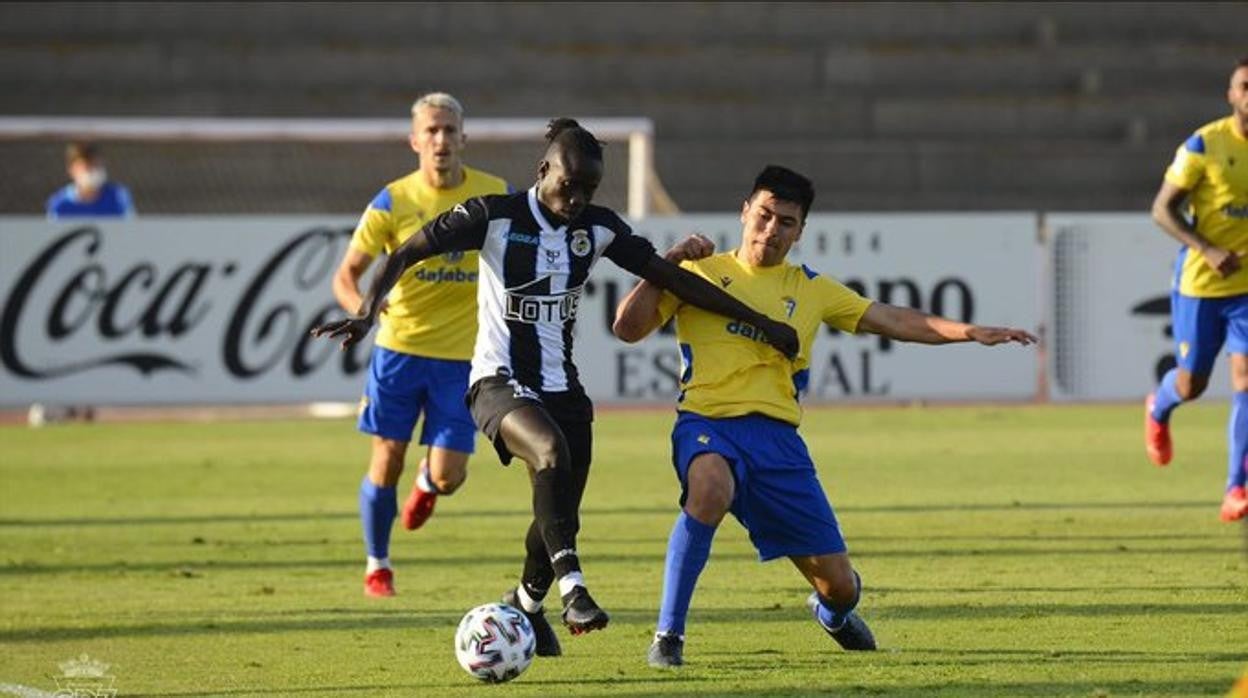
[613,165,1036,667]
[331,93,508,598]
[1144,56,1248,522]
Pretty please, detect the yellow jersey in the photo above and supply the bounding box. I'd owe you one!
[1164,116,1248,298]
[350,166,509,359]
[656,252,872,425]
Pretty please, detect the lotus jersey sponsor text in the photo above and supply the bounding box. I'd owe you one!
[503,289,582,324]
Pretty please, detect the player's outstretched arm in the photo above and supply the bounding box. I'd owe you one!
[311,231,437,349]
[636,253,799,359]
[312,198,489,349]
[856,302,1037,347]
[613,234,715,342]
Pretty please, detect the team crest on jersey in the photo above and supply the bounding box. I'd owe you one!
[451,203,470,218]
[570,229,592,257]
[782,296,797,318]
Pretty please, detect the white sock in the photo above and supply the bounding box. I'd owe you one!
[557,571,586,598]
[366,556,390,573]
[415,459,437,494]
[516,584,544,613]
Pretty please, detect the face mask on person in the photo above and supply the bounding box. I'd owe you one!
[74,167,107,190]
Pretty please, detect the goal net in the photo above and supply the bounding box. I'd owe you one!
[0,116,676,218]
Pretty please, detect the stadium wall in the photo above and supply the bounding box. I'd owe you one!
[3,213,1210,408]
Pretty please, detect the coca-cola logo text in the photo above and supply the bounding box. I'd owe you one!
[1,225,368,381]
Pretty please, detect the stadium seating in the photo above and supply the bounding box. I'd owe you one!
[1,2,1243,213]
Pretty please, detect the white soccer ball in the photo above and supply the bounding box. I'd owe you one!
[454,602,536,683]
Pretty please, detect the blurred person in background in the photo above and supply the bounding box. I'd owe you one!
[1144,56,1248,523]
[613,165,1036,668]
[330,93,509,600]
[45,141,135,220]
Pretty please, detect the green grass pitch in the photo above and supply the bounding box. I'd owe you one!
[1,404,1245,697]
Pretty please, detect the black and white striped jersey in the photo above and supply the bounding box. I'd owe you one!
[423,187,655,395]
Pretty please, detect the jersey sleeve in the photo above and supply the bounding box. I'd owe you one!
[1164,133,1207,191]
[811,269,872,333]
[653,260,694,325]
[602,216,657,275]
[349,187,394,257]
[45,189,62,219]
[422,196,491,252]
[117,184,136,217]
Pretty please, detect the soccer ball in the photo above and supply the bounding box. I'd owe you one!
[454,602,536,683]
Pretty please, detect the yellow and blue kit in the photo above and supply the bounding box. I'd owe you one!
[352,166,507,445]
[1164,116,1248,299]
[656,251,872,560]
[655,251,872,426]
[1163,118,1248,376]
[351,166,509,360]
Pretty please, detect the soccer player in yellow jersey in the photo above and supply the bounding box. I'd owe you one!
[331,93,508,598]
[1144,56,1248,522]
[613,165,1036,667]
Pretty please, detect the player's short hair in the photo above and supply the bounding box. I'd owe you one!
[545,117,605,162]
[411,92,464,124]
[64,141,99,166]
[1237,55,1248,70]
[749,165,815,220]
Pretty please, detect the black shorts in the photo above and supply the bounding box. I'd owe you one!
[467,375,594,465]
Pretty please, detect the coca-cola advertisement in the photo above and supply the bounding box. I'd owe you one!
[1,218,369,405]
[1,214,1045,407]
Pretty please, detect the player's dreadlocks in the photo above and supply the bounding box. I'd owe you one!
[545,118,605,162]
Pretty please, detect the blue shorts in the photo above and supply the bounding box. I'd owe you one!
[670,411,846,561]
[1170,289,1248,376]
[357,347,476,453]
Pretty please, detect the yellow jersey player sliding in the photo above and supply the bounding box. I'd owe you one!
[613,165,1036,667]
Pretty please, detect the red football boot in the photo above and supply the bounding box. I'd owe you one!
[401,480,437,530]
[1220,486,1248,522]
[1144,393,1172,466]
[364,568,395,597]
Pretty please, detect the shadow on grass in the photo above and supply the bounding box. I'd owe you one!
[121,674,703,697]
[695,646,1248,669]
[0,499,1216,529]
[593,678,1236,698]
[3,540,1241,578]
[116,677,1238,697]
[5,601,1244,644]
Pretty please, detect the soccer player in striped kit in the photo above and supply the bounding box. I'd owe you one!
[314,118,798,650]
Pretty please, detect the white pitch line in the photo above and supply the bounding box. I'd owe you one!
[0,683,58,698]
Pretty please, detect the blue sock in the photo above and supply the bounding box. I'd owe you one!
[656,511,717,637]
[1228,392,1248,490]
[815,571,861,631]
[359,477,397,559]
[1151,369,1183,423]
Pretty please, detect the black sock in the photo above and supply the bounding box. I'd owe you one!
[520,519,554,600]
[532,468,580,578]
